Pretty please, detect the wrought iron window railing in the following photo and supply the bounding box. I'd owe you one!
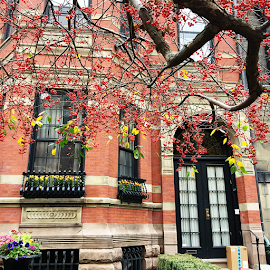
[121,246,144,270]
[29,249,79,270]
[117,176,148,203]
[20,171,85,198]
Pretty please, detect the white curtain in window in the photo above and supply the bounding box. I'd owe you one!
[178,166,200,247]
[207,166,230,247]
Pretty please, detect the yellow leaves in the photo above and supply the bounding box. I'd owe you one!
[231,144,239,150]
[85,125,90,131]
[223,138,227,145]
[237,161,244,168]
[38,111,46,116]
[31,116,43,127]
[68,120,73,126]
[125,142,130,148]
[74,126,81,133]
[52,147,56,156]
[17,136,24,146]
[76,54,81,60]
[210,129,216,136]
[182,69,188,79]
[11,115,17,121]
[192,171,195,179]
[242,141,247,146]
[132,128,139,135]
[11,109,14,114]
[36,116,43,122]
[122,126,128,132]
[163,113,173,120]
[228,158,235,166]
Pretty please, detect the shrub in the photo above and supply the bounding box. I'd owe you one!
[157,254,221,270]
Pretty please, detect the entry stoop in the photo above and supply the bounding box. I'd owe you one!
[202,258,227,268]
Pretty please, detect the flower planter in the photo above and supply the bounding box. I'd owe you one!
[118,189,147,203]
[117,176,149,203]
[0,254,41,270]
[20,171,86,198]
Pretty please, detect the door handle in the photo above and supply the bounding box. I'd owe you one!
[206,208,211,220]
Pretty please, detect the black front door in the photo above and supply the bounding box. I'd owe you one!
[174,156,242,258]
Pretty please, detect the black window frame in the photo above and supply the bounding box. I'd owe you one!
[177,9,214,61]
[28,90,85,173]
[46,0,92,26]
[118,109,139,179]
[3,0,19,41]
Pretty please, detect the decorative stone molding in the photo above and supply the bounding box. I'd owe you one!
[21,207,82,224]
[163,224,178,255]
[26,210,77,220]
[161,154,174,175]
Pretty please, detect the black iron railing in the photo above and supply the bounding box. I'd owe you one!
[117,176,148,203]
[121,246,144,270]
[29,249,79,270]
[20,171,85,198]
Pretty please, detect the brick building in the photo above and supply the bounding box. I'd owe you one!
[0,0,267,269]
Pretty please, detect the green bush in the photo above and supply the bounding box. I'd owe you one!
[157,254,221,270]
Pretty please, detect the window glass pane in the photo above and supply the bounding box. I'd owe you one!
[178,8,210,61]
[33,91,82,173]
[178,166,200,247]
[34,142,81,172]
[207,166,230,247]
[118,109,138,178]
[51,0,89,7]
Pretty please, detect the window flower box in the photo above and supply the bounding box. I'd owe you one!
[20,171,85,198]
[117,176,148,203]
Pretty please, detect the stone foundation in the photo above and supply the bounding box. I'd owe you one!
[78,245,160,270]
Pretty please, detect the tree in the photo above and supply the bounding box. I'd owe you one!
[0,0,269,169]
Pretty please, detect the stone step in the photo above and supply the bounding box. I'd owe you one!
[202,258,227,268]
[254,265,270,270]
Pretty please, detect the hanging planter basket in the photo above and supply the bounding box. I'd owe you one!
[0,254,41,270]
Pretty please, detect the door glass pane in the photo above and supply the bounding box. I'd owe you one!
[207,166,230,247]
[178,166,200,247]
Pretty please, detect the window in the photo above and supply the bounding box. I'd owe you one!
[120,4,129,36]
[178,9,212,61]
[3,0,19,41]
[48,0,91,26]
[28,90,84,173]
[118,110,138,178]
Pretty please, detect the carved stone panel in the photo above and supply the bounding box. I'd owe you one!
[21,207,82,224]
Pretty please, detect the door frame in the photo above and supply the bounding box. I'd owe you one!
[174,155,243,258]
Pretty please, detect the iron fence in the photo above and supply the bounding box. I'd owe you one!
[117,176,148,203]
[20,171,85,198]
[121,246,144,270]
[29,249,79,270]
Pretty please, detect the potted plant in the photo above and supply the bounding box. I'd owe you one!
[118,178,148,203]
[0,230,41,270]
